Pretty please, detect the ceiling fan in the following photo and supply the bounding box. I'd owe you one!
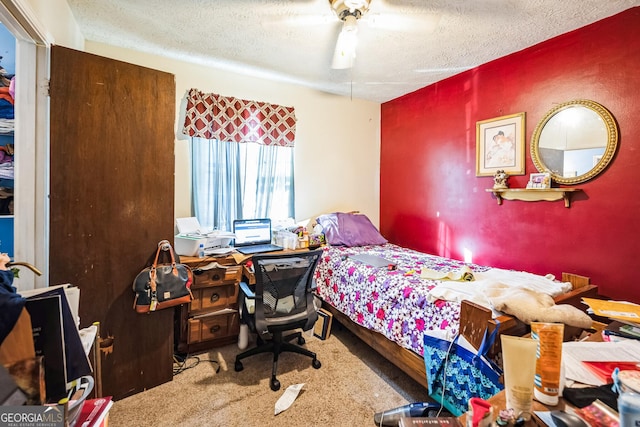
[329,0,372,69]
[260,0,441,71]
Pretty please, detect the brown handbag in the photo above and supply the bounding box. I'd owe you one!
[132,240,193,314]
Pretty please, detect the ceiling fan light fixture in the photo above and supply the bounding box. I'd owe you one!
[332,21,358,69]
[344,0,370,13]
[329,0,371,20]
[342,13,358,33]
[329,0,370,69]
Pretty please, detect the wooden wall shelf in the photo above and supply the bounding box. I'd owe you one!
[486,188,582,208]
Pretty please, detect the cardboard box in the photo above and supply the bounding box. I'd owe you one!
[313,308,333,340]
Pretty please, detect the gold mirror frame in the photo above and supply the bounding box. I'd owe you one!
[531,99,618,185]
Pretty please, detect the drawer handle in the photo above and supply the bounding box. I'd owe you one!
[212,273,221,281]
[210,293,220,303]
[210,325,221,333]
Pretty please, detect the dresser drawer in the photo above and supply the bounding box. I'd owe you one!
[188,312,239,344]
[192,265,242,289]
[190,283,238,313]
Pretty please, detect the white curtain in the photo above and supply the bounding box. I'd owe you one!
[191,138,294,232]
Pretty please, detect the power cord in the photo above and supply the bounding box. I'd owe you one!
[173,354,220,376]
[435,333,458,418]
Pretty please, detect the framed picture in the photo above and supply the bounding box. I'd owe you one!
[527,172,551,189]
[476,112,525,176]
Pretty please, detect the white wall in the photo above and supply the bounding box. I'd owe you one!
[85,41,382,227]
[17,0,83,48]
[12,0,382,228]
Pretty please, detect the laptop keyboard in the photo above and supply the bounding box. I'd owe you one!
[236,244,283,255]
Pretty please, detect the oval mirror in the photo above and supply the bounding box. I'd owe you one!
[531,99,618,185]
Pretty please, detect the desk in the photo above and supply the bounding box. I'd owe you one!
[457,328,607,427]
[175,254,243,353]
[175,248,312,353]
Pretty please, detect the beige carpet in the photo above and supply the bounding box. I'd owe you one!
[108,325,431,426]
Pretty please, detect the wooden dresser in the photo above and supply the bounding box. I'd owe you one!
[175,248,312,354]
[175,255,244,354]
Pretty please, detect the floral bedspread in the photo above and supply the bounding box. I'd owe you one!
[314,243,490,356]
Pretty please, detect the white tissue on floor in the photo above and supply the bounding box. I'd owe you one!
[274,383,305,415]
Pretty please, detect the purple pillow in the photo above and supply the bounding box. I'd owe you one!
[317,212,387,247]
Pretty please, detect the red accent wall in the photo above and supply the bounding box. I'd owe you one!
[380,7,640,303]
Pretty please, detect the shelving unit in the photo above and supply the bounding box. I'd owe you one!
[486,188,582,208]
[0,23,15,256]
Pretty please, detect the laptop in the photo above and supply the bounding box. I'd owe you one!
[232,218,283,255]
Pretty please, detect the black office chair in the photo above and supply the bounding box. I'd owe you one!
[234,250,322,391]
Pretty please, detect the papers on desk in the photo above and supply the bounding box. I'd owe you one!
[204,247,235,256]
[563,339,640,386]
[197,261,232,271]
[534,411,556,427]
[582,298,640,324]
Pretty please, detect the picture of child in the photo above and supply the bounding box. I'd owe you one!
[485,128,515,168]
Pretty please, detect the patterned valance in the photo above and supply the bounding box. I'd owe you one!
[182,88,296,147]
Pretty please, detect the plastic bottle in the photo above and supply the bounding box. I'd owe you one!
[238,324,249,350]
[198,243,205,258]
[619,392,640,427]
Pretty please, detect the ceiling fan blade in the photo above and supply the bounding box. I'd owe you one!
[366,12,440,33]
[331,15,359,69]
[261,14,334,29]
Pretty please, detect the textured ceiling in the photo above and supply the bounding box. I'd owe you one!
[66,0,640,103]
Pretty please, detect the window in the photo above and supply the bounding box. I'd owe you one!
[191,137,294,232]
[182,89,298,232]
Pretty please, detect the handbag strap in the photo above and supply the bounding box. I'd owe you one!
[149,240,179,293]
[150,240,178,269]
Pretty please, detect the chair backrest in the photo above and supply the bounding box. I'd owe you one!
[252,249,322,336]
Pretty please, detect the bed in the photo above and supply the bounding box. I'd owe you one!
[312,212,599,390]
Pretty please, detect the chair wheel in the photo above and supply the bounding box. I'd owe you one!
[234,360,244,372]
[297,336,305,345]
[312,359,321,369]
[270,378,281,391]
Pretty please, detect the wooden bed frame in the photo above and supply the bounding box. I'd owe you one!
[321,272,599,390]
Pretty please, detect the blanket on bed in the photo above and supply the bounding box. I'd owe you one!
[315,242,594,358]
[425,268,592,328]
[484,285,593,328]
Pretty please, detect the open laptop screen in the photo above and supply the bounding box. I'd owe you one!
[233,218,272,247]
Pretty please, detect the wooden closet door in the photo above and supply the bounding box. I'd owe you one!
[49,46,176,400]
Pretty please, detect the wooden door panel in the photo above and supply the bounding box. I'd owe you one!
[49,46,175,399]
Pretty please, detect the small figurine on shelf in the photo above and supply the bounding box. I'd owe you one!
[493,169,509,189]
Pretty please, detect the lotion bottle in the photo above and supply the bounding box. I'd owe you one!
[501,335,537,420]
